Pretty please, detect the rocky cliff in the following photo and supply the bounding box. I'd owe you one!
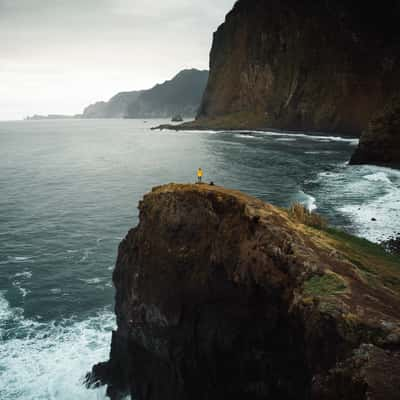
[350,96,400,167]
[88,183,400,400]
[82,69,208,119]
[193,0,400,165]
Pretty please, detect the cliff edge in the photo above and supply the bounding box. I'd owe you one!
[89,183,400,399]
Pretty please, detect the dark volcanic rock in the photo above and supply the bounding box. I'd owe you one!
[193,0,400,166]
[89,184,400,400]
[350,96,400,167]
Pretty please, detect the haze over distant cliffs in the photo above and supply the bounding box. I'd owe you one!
[82,69,209,119]
[192,0,400,167]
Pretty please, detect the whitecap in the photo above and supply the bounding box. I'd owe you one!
[80,278,103,285]
[234,134,258,139]
[14,271,32,279]
[0,292,116,399]
[8,256,33,263]
[80,249,91,262]
[314,164,400,242]
[338,186,400,242]
[253,130,359,144]
[363,172,392,184]
[294,190,318,211]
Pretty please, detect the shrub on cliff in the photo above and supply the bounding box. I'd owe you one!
[288,202,327,229]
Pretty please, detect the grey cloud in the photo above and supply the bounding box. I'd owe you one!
[0,0,236,120]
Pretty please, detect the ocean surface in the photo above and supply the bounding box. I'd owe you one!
[1,119,399,399]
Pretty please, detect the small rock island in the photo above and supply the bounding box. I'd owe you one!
[89,184,400,400]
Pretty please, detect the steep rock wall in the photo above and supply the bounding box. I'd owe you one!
[199,0,400,134]
[193,0,400,166]
[88,184,400,400]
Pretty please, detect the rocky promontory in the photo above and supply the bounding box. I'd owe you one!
[89,183,400,399]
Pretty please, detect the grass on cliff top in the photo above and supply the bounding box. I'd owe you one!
[288,203,400,295]
[288,202,327,229]
[303,272,347,297]
[323,227,400,295]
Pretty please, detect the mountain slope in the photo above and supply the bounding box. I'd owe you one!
[82,69,208,119]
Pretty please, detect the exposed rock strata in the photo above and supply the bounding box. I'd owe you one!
[89,184,400,399]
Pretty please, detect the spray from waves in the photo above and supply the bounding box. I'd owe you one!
[0,293,117,400]
[313,164,400,243]
[294,190,318,211]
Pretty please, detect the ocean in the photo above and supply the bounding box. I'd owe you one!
[0,119,399,399]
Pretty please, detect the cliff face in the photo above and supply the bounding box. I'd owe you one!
[350,96,400,167]
[194,0,400,165]
[89,184,400,400]
[82,69,208,119]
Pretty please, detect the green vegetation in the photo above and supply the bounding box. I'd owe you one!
[321,227,400,295]
[303,273,347,297]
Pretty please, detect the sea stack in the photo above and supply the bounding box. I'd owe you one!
[89,183,400,400]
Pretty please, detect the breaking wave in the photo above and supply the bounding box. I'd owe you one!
[0,293,116,400]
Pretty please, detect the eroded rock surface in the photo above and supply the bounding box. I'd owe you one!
[89,184,400,399]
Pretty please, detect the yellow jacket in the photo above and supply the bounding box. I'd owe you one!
[197,168,203,177]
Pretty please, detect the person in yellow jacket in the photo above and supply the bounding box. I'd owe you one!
[197,168,203,183]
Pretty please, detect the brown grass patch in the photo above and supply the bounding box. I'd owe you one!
[288,202,327,229]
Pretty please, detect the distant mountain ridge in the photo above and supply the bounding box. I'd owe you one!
[82,69,209,119]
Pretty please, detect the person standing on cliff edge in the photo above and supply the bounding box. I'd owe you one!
[197,168,203,183]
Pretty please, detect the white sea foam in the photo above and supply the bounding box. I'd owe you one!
[80,249,91,262]
[0,293,117,400]
[363,172,392,184]
[12,271,33,299]
[14,271,32,279]
[233,130,359,144]
[295,190,318,211]
[8,256,33,263]
[234,134,258,139]
[338,186,400,242]
[80,278,103,285]
[314,164,400,242]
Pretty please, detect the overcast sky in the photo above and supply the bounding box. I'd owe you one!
[0,0,236,120]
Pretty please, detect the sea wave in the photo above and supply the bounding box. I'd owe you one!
[294,190,318,211]
[314,164,400,243]
[230,130,359,144]
[363,172,392,184]
[0,292,116,400]
[234,133,259,139]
